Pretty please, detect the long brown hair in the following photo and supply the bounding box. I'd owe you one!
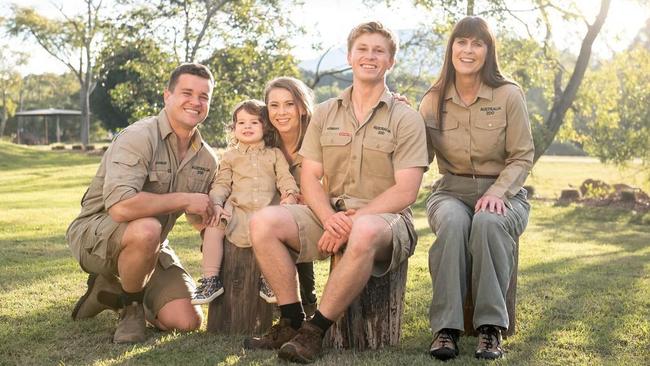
[429,16,515,124]
[263,77,315,152]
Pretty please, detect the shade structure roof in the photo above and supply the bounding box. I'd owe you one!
[15,108,81,117]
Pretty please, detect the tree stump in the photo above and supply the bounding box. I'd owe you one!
[463,238,519,338]
[324,253,408,350]
[559,189,580,201]
[207,240,274,335]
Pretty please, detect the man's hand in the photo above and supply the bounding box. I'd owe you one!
[184,193,214,225]
[322,210,355,239]
[318,230,348,254]
[475,194,507,216]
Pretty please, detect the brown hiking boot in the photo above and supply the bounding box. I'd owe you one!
[475,325,504,360]
[278,321,324,364]
[113,302,147,344]
[71,273,122,320]
[429,328,460,361]
[243,318,298,350]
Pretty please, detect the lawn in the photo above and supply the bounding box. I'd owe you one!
[1,141,648,365]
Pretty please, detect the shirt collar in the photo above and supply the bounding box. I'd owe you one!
[159,109,204,152]
[337,85,393,110]
[236,140,266,152]
[445,82,494,105]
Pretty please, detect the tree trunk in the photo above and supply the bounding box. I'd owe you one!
[533,0,611,163]
[0,90,7,137]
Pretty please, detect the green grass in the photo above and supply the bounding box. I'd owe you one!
[1,141,648,365]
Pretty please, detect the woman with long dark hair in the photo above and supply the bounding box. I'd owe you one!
[420,16,534,360]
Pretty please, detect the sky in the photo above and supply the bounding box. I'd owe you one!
[1,0,648,76]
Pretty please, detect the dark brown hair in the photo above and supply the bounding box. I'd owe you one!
[167,63,215,91]
[263,77,315,152]
[429,16,515,124]
[347,21,399,59]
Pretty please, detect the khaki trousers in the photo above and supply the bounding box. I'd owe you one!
[426,174,530,333]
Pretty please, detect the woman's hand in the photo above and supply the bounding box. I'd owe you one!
[391,92,411,106]
[475,194,507,216]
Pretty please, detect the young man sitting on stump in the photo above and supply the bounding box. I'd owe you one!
[244,21,428,363]
[66,63,218,343]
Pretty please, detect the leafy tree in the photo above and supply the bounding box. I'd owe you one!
[202,39,299,146]
[7,1,106,145]
[0,48,26,137]
[571,47,650,166]
[92,38,173,131]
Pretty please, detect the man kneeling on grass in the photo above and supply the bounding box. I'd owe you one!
[66,63,218,343]
[244,21,428,363]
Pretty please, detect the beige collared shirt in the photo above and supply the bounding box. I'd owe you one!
[419,82,534,199]
[299,86,428,209]
[209,141,298,247]
[74,109,218,241]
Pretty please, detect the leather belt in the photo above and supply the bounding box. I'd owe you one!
[448,171,499,179]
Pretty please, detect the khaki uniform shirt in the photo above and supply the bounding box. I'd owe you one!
[210,142,298,247]
[300,86,428,210]
[69,110,218,260]
[419,83,534,199]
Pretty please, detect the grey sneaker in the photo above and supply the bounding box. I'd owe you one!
[191,275,224,305]
[113,302,147,344]
[259,276,277,303]
[475,325,504,360]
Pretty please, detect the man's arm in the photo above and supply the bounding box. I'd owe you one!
[108,191,213,224]
[301,158,353,239]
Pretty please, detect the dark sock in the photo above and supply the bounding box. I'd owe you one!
[279,302,305,330]
[120,289,144,306]
[309,310,333,333]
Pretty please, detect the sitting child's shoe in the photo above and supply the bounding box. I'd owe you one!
[259,276,277,303]
[191,275,224,305]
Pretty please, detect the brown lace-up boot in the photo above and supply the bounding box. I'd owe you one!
[475,325,504,360]
[278,321,325,364]
[243,318,298,350]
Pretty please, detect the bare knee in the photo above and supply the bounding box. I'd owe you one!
[123,218,162,253]
[250,207,293,247]
[346,216,388,259]
[157,299,202,331]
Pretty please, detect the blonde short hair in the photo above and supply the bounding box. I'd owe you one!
[347,21,399,59]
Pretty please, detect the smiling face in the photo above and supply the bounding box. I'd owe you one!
[347,32,395,84]
[451,36,487,79]
[233,109,264,145]
[266,87,303,137]
[163,74,212,131]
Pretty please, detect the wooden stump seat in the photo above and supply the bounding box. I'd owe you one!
[207,240,274,335]
[463,238,519,337]
[324,253,409,350]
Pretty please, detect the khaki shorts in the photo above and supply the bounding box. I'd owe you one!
[283,204,417,277]
[66,213,195,316]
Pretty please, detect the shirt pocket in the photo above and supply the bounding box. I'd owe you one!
[187,169,211,193]
[473,118,507,156]
[362,136,396,178]
[146,169,172,194]
[320,134,352,175]
[425,117,461,158]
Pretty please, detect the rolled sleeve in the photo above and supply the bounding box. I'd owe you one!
[393,108,429,172]
[103,148,149,210]
[485,87,534,198]
[298,103,326,163]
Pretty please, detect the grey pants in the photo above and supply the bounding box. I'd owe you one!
[426,174,530,333]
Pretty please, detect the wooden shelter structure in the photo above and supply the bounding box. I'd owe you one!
[14,108,81,144]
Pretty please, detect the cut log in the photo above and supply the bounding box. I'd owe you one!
[463,238,519,338]
[324,253,408,350]
[207,240,274,335]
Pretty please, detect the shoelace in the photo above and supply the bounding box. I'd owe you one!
[435,332,454,348]
[478,328,500,350]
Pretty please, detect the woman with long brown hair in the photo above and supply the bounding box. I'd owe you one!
[420,16,534,360]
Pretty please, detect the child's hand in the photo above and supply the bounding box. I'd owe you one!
[208,204,229,227]
[280,193,297,205]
